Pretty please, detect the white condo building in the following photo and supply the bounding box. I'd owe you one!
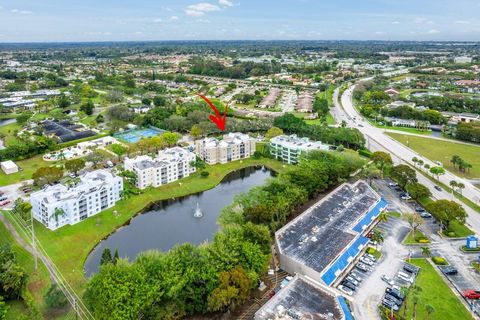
[30,170,123,230]
[269,134,329,164]
[124,147,196,189]
[195,132,256,165]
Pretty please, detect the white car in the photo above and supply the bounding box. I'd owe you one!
[338,285,354,296]
[397,272,414,284]
[388,182,398,187]
[345,276,359,286]
[360,257,374,266]
[381,275,395,286]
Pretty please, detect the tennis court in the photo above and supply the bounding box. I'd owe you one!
[114,127,165,143]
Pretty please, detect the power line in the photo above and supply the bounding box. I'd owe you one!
[6,210,95,320]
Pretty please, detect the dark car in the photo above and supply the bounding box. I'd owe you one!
[441,266,458,275]
[434,186,442,192]
[382,299,399,311]
[385,293,403,306]
[415,206,426,213]
[403,263,420,275]
[342,281,356,291]
[386,287,405,301]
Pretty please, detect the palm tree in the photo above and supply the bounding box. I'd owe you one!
[50,207,65,223]
[377,212,389,224]
[424,163,430,172]
[451,155,461,169]
[449,180,458,193]
[411,285,423,320]
[425,304,435,320]
[370,230,384,249]
[412,157,419,167]
[457,182,465,196]
[401,286,409,318]
[421,246,431,257]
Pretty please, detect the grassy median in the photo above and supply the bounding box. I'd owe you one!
[398,258,471,320]
[386,132,480,179]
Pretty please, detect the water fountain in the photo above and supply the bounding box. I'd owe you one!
[193,202,203,218]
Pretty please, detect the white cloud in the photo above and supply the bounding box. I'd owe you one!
[185,9,205,17]
[11,9,33,15]
[219,0,233,7]
[153,18,163,23]
[185,2,220,16]
[170,16,179,21]
[392,21,400,25]
[426,29,439,34]
[375,31,386,35]
[454,20,470,25]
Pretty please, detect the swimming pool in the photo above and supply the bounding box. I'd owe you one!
[114,127,165,143]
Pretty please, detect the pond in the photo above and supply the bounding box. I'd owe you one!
[84,166,274,276]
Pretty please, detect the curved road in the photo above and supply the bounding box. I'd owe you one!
[334,84,480,234]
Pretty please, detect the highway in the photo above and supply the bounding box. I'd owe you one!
[334,83,480,234]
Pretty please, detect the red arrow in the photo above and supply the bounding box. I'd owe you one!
[197,94,228,131]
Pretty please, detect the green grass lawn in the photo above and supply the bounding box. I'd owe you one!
[444,220,474,238]
[387,211,401,218]
[0,218,51,319]
[5,157,290,295]
[0,122,22,146]
[387,132,480,178]
[403,230,430,245]
[398,259,471,320]
[0,155,63,186]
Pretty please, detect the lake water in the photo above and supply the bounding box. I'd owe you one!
[84,166,274,276]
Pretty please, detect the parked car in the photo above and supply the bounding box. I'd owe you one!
[349,272,364,282]
[356,263,369,272]
[0,196,7,202]
[394,186,403,192]
[441,266,458,275]
[365,253,376,261]
[403,263,420,275]
[338,285,353,296]
[386,287,405,300]
[434,185,442,192]
[342,281,356,291]
[415,206,426,213]
[355,265,368,273]
[345,276,359,286]
[388,182,398,187]
[360,257,375,266]
[0,191,4,196]
[0,200,11,206]
[420,212,432,218]
[400,193,412,200]
[463,290,480,300]
[382,299,399,311]
[381,275,395,286]
[384,293,403,306]
[397,273,414,284]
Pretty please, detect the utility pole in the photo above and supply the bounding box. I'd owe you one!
[30,208,37,271]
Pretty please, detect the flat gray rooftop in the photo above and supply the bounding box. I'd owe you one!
[255,275,343,320]
[276,181,380,274]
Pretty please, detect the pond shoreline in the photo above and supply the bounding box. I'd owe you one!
[83,164,277,276]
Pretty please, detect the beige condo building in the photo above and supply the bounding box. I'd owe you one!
[195,132,256,165]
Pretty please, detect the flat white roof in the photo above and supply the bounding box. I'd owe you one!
[1,160,18,169]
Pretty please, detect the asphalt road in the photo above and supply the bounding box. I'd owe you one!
[334,83,480,235]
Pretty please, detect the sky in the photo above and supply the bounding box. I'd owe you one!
[0,0,479,42]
